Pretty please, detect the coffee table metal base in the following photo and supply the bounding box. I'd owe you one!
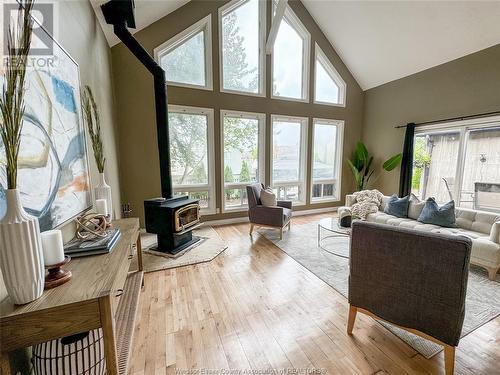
[317,217,351,258]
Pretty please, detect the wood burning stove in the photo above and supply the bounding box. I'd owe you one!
[102,0,202,254]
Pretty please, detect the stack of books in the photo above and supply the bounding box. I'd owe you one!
[64,229,121,257]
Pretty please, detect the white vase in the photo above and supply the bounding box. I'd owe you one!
[0,189,45,304]
[94,172,113,220]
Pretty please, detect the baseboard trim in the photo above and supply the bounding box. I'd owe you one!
[205,206,338,226]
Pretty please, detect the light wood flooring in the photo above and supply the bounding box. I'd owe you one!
[129,213,500,375]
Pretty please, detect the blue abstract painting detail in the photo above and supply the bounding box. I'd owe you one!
[51,76,77,113]
[0,17,91,231]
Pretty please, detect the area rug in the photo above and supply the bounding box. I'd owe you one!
[132,226,227,273]
[259,221,500,358]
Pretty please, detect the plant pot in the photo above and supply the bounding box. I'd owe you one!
[94,172,113,221]
[0,189,45,304]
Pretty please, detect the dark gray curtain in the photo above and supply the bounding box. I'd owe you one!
[399,123,416,197]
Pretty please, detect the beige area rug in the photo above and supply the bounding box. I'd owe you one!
[132,226,227,273]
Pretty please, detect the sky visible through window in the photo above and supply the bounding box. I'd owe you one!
[315,59,340,104]
[313,124,337,180]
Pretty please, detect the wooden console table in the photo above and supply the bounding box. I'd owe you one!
[0,218,143,375]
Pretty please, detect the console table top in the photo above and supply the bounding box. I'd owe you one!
[0,218,140,319]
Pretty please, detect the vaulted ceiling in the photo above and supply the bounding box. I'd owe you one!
[92,0,500,90]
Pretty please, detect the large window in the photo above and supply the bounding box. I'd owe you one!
[219,0,265,96]
[411,117,500,212]
[311,119,344,202]
[271,4,310,101]
[168,105,215,213]
[314,44,346,106]
[221,110,265,211]
[154,16,212,90]
[271,115,308,204]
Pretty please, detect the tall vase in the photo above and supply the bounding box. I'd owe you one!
[94,172,113,220]
[0,189,45,305]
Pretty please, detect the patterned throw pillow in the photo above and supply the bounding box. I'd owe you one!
[384,194,410,218]
[260,188,277,207]
[417,198,457,228]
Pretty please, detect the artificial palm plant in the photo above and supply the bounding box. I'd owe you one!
[0,0,34,188]
[347,141,402,191]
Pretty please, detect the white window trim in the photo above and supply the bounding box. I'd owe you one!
[270,4,311,103]
[154,15,213,91]
[220,109,266,212]
[313,44,346,107]
[414,114,500,207]
[270,114,309,205]
[310,118,344,204]
[218,0,266,97]
[168,104,216,214]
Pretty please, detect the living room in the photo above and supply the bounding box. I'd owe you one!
[0,0,499,374]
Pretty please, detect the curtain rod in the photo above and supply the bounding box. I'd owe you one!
[394,110,500,129]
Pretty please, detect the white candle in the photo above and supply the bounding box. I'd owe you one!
[95,199,108,216]
[41,230,65,266]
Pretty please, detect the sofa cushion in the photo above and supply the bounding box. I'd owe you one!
[408,194,425,220]
[384,195,410,218]
[471,238,500,265]
[260,188,277,207]
[418,198,457,228]
[455,207,499,234]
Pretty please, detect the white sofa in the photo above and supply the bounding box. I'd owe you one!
[340,194,500,280]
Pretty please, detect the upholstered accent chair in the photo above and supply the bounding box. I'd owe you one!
[348,221,472,375]
[246,183,292,239]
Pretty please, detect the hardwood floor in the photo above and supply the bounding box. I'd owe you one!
[130,213,499,375]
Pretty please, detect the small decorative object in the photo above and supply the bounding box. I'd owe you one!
[347,141,403,191]
[32,329,105,375]
[95,198,111,226]
[338,208,352,228]
[0,1,45,305]
[122,202,132,218]
[75,212,108,240]
[44,256,72,290]
[83,86,113,222]
[41,230,65,266]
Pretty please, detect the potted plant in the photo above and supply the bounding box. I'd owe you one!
[0,0,45,304]
[82,86,112,220]
[347,141,402,191]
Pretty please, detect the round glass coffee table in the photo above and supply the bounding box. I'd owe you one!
[317,217,351,258]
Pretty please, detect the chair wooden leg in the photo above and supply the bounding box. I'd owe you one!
[444,345,455,375]
[347,305,357,335]
[279,227,283,240]
[486,266,498,281]
[249,224,254,236]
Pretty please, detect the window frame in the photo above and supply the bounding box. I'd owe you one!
[313,44,347,107]
[168,104,216,214]
[310,118,344,204]
[413,114,500,209]
[220,109,266,212]
[218,0,266,97]
[270,4,311,103]
[270,114,309,205]
[154,15,213,91]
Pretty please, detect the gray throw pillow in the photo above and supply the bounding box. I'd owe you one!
[417,198,457,228]
[384,194,410,218]
[408,193,425,220]
[260,188,277,206]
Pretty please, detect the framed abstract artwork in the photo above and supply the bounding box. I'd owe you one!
[0,17,92,231]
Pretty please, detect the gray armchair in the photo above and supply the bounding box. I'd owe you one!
[348,221,472,375]
[246,183,292,239]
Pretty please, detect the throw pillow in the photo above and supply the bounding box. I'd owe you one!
[384,194,410,218]
[417,198,457,228]
[260,188,277,207]
[408,193,425,220]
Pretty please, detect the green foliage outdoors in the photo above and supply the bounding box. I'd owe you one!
[411,137,431,190]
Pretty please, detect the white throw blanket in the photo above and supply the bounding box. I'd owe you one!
[351,189,383,220]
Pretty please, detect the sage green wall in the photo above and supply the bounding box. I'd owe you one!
[362,44,500,195]
[111,0,364,225]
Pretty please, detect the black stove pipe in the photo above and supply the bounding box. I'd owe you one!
[101,1,172,199]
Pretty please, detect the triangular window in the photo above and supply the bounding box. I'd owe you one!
[154,15,212,90]
[314,44,346,106]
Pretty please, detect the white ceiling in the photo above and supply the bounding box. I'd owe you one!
[302,0,500,90]
[90,0,189,47]
[91,0,500,90]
